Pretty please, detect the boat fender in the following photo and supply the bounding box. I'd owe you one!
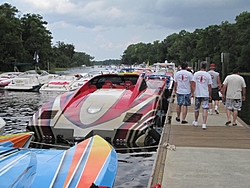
[148,128,160,144]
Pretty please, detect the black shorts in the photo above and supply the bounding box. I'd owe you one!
[209,88,220,102]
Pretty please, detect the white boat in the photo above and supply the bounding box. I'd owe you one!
[39,71,101,93]
[39,74,78,93]
[0,72,24,89]
[5,70,56,91]
[0,117,6,135]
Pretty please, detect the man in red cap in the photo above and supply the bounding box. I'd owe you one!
[208,63,222,115]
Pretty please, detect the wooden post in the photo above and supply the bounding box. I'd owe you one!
[221,53,225,81]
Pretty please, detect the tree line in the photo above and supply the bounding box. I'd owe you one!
[0,3,94,72]
[121,11,250,76]
[1,3,250,75]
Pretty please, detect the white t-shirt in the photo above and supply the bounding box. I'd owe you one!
[174,70,193,94]
[208,70,219,88]
[223,74,246,99]
[193,71,212,97]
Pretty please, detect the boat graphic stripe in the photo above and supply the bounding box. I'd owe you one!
[77,136,112,187]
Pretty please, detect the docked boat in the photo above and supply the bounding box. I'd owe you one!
[39,74,79,93]
[5,70,56,91]
[0,72,24,89]
[27,73,168,147]
[39,73,93,93]
[0,117,6,135]
[145,69,174,96]
[0,135,117,188]
[0,132,33,148]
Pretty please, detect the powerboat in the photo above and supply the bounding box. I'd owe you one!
[145,69,174,96]
[5,70,56,91]
[0,134,117,188]
[27,73,168,147]
[0,132,34,148]
[39,74,79,93]
[39,73,95,93]
[0,72,24,89]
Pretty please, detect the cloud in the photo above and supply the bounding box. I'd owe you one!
[5,0,250,60]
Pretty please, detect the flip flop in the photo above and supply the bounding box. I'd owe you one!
[225,121,231,126]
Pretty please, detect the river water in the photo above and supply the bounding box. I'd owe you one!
[0,66,156,188]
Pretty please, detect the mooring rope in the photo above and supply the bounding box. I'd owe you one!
[30,141,176,151]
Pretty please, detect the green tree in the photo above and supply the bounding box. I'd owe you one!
[0,3,24,70]
[20,13,52,68]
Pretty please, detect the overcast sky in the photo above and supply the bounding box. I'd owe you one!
[5,0,250,61]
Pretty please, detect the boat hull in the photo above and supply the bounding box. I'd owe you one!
[0,135,117,188]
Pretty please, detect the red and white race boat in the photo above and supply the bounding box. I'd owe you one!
[27,73,168,147]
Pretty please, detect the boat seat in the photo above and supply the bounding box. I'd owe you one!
[102,84,111,89]
[124,81,133,89]
[116,85,125,89]
[104,80,113,86]
[102,80,114,88]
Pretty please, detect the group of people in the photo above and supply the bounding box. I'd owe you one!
[173,61,246,130]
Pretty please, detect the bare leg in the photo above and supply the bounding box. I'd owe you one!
[194,110,199,122]
[202,109,208,124]
[182,106,187,121]
[214,100,219,107]
[232,110,238,124]
[209,102,212,109]
[176,105,181,119]
[226,109,231,122]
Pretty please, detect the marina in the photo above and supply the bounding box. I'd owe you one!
[0,66,249,187]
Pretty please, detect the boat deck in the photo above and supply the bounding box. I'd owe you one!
[148,95,250,188]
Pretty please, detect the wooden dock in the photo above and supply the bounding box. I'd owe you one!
[148,95,250,188]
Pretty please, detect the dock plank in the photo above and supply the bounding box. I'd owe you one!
[148,95,250,188]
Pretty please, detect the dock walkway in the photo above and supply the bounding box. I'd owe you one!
[148,95,250,188]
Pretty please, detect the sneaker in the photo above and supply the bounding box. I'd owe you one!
[202,124,206,130]
[208,109,213,115]
[192,121,198,126]
[176,117,180,122]
[215,109,219,114]
[181,120,188,124]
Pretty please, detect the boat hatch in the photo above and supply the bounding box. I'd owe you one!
[123,113,142,122]
[87,104,103,114]
[39,110,58,119]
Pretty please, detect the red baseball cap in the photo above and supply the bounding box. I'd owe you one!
[210,63,216,68]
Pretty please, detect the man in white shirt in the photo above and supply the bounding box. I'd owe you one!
[208,63,221,114]
[222,68,246,126]
[192,61,212,130]
[173,62,194,124]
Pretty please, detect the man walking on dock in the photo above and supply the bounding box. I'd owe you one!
[208,63,222,115]
[192,61,212,130]
[173,62,194,124]
[222,68,246,126]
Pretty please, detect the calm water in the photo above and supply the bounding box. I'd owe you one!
[0,66,156,188]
